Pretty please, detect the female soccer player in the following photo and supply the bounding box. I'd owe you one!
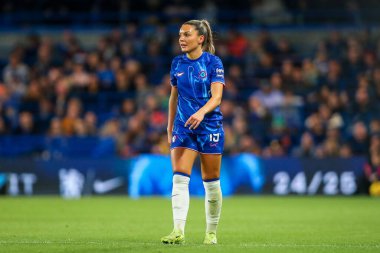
[161,19,225,245]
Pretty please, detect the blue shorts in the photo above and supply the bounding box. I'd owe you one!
[170,131,224,154]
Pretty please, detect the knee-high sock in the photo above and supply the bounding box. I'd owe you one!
[203,179,222,233]
[172,173,190,234]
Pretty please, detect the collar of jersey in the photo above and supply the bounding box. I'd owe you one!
[183,51,205,62]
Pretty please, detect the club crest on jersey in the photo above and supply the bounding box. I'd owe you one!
[199,70,207,80]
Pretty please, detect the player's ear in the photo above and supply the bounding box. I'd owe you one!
[198,35,205,45]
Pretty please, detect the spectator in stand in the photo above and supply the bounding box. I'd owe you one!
[363,133,380,195]
[348,121,369,156]
[83,111,98,136]
[254,52,277,79]
[220,98,235,126]
[304,112,325,145]
[251,79,284,111]
[144,40,168,85]
[35,98,54,134]
[276,37,296,63]
[34,38,54,76]
[325,31,346,60]
[281,59,294,89]
[3,52,29,98]
[119,98,136,131]
[349,86,375,125]
[247,95,271,145]
[318,60,346,92]
[72,118,88,137]
[61,98,82,136]
[70,62,91,94]
[226,29,249,60]
[97,61,116,91]
[369,118,380,135]
[226,64,246,90]
[12,111,37,135]
[122,115,148,156]
[262,139,286,157]
[244,38,264,77]
[313,46,329,76]
[339,142,353,158]
[48,117,63,137]
[302,58,319,87]
[292,132,316,158]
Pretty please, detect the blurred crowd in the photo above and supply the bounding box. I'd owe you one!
[1,0,378,27]
[0,22,380,160]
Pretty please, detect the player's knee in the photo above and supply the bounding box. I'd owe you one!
[202,171,220,181]
[173,168,191,176]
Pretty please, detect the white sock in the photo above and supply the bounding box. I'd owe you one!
[203,179,222,234]
[172,173,190,234]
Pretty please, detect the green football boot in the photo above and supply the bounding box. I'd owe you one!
[203,232,217,244]
[161,229,185,244]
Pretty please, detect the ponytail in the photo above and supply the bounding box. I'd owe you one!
[184,19,215,54]
[201,20,215,54]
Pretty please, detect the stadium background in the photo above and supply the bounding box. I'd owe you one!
[1,2,380,253]
[0,0,380,197]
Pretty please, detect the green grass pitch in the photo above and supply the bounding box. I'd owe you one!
[0,196,379,253]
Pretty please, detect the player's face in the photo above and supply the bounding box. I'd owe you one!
[178,24,204,53]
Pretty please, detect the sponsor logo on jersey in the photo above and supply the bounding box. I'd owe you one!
[172,135,176,142]
[216,68,224,78]
[176,72,184,77]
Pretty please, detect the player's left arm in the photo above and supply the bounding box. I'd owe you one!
[185,82,223,130]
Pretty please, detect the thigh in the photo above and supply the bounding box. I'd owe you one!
[171,147,198,175]
[171,132,198,152]
[200,153,222,180]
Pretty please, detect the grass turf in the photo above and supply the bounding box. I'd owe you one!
[0,196,379,253]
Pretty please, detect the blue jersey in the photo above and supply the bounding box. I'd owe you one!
[170,52,225,134]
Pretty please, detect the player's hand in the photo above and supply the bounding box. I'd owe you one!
[185,110,205,130]
[167,129,173,144]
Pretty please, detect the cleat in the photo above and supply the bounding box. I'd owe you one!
[203,232,217,244]
[161,229,185,244]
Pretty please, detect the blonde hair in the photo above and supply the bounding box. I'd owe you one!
[184,19,215,54]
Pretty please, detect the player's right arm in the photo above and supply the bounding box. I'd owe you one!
[167,86,178,144]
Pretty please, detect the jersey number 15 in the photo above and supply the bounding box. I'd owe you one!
[209,133,220,142]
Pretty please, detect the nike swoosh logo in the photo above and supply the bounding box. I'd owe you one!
[177,72,184,77]
[172,194,180,197]
[208,200,217,203]
[93,177,123,194]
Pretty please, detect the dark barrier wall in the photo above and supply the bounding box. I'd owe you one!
[0,154,367,198]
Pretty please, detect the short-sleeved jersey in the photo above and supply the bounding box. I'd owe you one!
[170,52,225,134]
